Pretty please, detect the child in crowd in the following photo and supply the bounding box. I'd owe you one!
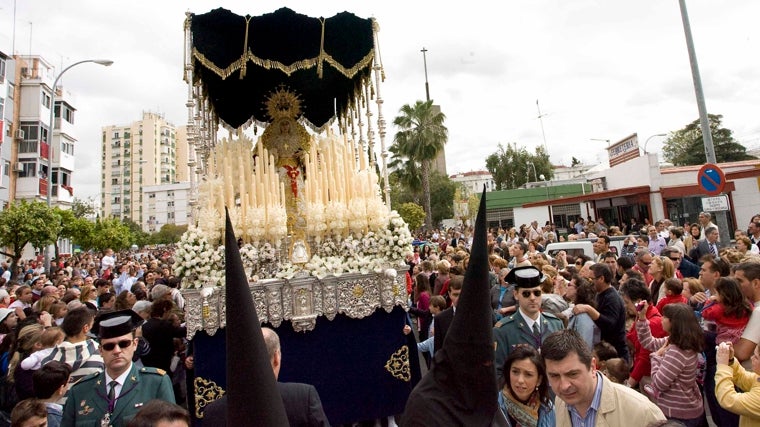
[602,358,630,384]
[10,398,48,427]
[592,341,618,373]
[655,278,688,313]
[701,277,752,345]
[403,295,448,356]
[20,326,64,371]
[32,360,72,427]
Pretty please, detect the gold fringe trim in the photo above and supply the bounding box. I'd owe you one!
[240,16,253,79]
[317,18,326,79]
[192,47,375,80]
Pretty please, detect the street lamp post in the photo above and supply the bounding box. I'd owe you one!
[643,133,667,154]
[45,59,113,271]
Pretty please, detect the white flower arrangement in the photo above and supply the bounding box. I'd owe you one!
[177,207,413,288]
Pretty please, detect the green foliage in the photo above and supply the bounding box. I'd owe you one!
[151,224,188,245]
[52,207,92,258]
[485,143,553,190]
[398,202,426,232]
[392,100,448,229]
[88,218,132,252]
[71,197,96,218]
[571,156,581,167]
[429,171,456,225]
[663,114,756,166]
[0,200,61,276]
[468,193,481,222]
[122,218,150,248]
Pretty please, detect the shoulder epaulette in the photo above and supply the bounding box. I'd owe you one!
[140,367,167,376]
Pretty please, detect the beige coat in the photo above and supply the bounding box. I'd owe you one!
[555,373,665,427]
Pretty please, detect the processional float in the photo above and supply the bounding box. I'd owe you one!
[180,7,420,425]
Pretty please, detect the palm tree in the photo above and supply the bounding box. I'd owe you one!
[392,100,448,229]
[388,143,423,203]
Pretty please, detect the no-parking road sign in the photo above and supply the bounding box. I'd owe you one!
[697,163,726,196]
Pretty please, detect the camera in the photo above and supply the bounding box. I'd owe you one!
[635,301,646,312]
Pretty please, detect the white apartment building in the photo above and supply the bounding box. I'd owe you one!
[142,182,191,233]
[450,170,495,195]
[101,112,189,227]
[0,51,13,209]
[14,56,78,208]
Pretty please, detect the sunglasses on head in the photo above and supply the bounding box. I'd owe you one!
[101,339,132,351]
[521,290,542,298]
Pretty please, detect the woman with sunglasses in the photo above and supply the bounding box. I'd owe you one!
[498,345,555,427]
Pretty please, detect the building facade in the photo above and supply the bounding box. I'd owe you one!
[450,170,495,195]
[101,112,189,226]
[13,56,77,208]
[0,51,13,209]
[142,182,191,233]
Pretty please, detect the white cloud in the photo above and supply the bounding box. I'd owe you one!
[0,0,757,200]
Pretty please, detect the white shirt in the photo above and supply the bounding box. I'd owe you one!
[518,308,541,334]
[104,363,133,403]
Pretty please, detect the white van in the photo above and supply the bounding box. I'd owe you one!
[545,236,630,259]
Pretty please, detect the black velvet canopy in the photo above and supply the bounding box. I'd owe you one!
[189,7,376,129]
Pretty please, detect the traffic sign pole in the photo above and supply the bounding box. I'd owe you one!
[680,0,732,244]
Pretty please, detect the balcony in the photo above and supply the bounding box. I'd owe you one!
[51,185,74,204]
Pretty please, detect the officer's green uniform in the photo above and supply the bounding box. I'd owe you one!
[60,309,175,427]
[493,310,563,380]
[493,265,565,381]
[61,363,175,427]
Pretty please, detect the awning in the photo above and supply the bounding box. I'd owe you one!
[521,185,651,208]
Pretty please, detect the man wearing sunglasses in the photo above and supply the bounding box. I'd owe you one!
[62,309,175,427]
[493,266,563,382]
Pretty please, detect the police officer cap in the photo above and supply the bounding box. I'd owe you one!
[93,309,145,339]
[505,266,544,288]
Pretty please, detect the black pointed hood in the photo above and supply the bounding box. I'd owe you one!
[401,187,502,426]
[224,209,289,426]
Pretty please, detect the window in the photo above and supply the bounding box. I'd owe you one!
[112,178,118,185]
[61,141,74,155]
[167,191,174,197]
[148,194,156,199]
[3,161,9,177]
[167,201,174,207]
[19,162,36,178]
[0,96,4,118]
[112,197,121,204]
[0,58,5,82]
[41,91,52,108]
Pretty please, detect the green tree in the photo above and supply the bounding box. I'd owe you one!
[122,218,150,248]
[0,200,60,278]
[571,156,581,167]
[398,202,426,232]
[485,143,553,190]
[89,218,132,252]
[392,100,448,229]
[429,171,456,225]
[152,224,188,245]
[388,143,422,204]
[663,114,756,166]
[467,193,481,224]
[71,197,96,218]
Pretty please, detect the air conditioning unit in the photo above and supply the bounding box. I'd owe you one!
[15,129,24,140]
[14,164,24,173]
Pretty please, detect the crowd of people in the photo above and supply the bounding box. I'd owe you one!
[405,212,760,427]
[1,209,760,426]
[0,248,190,427]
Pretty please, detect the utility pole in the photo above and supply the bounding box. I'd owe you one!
[679,0,731,244]
[421,47,430,101]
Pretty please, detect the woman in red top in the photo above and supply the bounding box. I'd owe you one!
[620,278,667,389]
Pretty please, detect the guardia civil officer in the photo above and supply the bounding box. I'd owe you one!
[61,309,175,427]
[493,266,564,382]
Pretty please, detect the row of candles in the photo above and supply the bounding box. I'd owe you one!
[202,132,380,239]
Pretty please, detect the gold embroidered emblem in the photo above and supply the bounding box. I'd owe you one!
[384,345,410,382]
[352,285,365,298]
[194,377,226,419]
[78,400,94,415]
